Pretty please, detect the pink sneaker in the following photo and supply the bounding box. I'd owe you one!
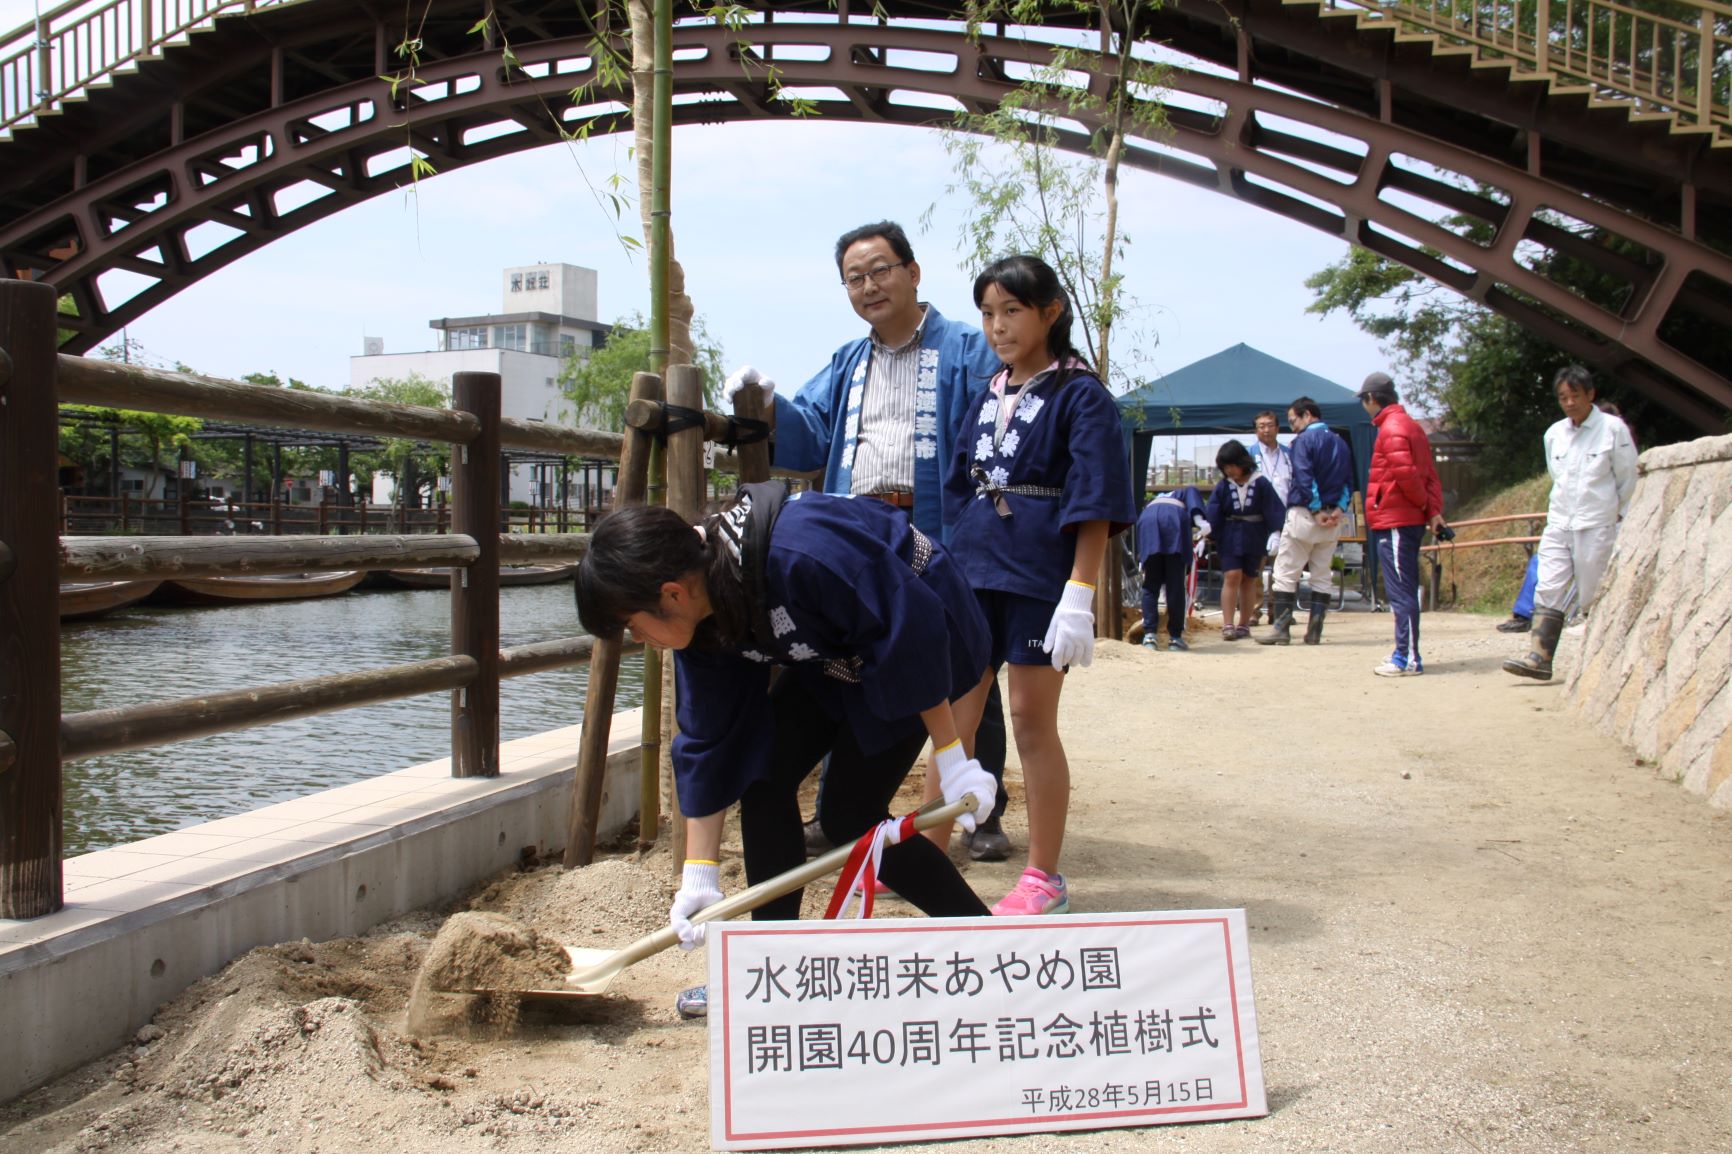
[991,868,1069,916]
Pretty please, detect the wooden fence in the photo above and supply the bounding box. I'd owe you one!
[0,278,769,918]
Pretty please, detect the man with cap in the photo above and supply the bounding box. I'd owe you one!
[1358,372,1447,676]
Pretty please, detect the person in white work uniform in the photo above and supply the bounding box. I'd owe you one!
[1503,365,1638,681]
[1248,409,1292,624]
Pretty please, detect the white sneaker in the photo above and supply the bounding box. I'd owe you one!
[1373,657,1423,677]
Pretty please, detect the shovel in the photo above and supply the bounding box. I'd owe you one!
[490,795,978,1000]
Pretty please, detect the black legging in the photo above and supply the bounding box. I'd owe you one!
[739,674,989,922]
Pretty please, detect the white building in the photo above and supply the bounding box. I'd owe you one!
[350,263,612,503]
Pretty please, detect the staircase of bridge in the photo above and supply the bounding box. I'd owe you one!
[2,0,1730,428]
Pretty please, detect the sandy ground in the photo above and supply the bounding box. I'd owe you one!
[2,610,1729,1154]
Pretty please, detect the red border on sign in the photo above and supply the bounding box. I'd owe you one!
[719,914,1253,1143]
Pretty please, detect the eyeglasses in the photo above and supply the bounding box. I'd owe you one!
[841,262,906,292]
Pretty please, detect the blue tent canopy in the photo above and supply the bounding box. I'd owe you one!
[1116,343,1375,505]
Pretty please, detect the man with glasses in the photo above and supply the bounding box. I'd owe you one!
[1245,409,1291,625]
[723,221,1012,861]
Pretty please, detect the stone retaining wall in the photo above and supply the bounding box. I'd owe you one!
[1566,433,1732,808]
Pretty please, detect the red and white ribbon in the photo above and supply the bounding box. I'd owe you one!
[824,813,918,921]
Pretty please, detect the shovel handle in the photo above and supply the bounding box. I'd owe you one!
[585,795,979,979]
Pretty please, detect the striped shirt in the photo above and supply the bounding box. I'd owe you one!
[848,306,929,497]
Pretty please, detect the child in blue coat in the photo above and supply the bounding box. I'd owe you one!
[575,484,998,949]
[1205,439,1288,640]
[938,254,1135,918]
[1134,487,1208,651]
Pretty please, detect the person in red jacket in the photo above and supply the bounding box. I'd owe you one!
[1359,373,1447,676]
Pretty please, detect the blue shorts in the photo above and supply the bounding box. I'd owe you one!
[1219,551,1263,577]
[975,589,1059,668]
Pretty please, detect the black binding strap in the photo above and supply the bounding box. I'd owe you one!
[721,415,770,447]
[737,480,790,650]
[660,403,707,437]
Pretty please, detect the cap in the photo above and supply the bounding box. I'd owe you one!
[1358,371,1394,397]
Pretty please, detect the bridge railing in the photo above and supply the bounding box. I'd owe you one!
[0,277,648,919]
[1322,0,1732,139]
[0,0,302,136]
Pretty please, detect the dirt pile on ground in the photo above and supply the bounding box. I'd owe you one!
[406,912,577,1036]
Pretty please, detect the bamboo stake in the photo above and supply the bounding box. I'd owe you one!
[566,372,661,868]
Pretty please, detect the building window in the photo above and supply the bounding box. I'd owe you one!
[510,273,523,292]
[494,323,527,351]
[449,326,489,350]
[560,334,576,358]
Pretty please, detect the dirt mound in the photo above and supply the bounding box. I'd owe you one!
[406,913,575,1037]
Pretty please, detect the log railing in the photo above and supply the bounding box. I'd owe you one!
[1,276,655,918]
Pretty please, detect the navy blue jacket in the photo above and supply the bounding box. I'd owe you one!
[1286,420,1354,512]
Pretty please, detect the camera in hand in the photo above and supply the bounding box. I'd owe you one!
[1435,524,1457,542]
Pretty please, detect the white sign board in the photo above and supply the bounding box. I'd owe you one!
[708,910,1265,1149]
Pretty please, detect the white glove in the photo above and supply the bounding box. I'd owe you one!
[1265,531,1281,556]
[669,861,723,950]
[722,364,777,405]
[933,741,994,834]
[1191,515,1211,541]
[1041,580,1096,670]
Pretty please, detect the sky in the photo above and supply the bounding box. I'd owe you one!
[4,1,1392,465]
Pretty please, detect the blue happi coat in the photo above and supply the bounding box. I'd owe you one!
[671,491,990,818]
[772,305,999,541]
[1288,420,1355,512]
[1204,474,1287,560]
[1135,487,1207,563]
[942,366,1136,602]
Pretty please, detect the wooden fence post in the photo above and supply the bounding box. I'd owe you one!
[449,372,501,778]
[566,371,661,867]
[0,279,64,918]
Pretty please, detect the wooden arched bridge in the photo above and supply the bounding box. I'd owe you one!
[2,0,1730,429]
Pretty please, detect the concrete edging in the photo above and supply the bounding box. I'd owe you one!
[0,709,646,1102]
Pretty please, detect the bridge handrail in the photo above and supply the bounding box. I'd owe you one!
[1322,0,1732,135]
[1,0,307,135]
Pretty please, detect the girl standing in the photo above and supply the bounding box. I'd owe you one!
[575,483,997,948]
[938,254,1135,917]
[1204,439,1287,640]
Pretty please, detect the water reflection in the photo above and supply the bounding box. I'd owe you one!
[59,584,645,856]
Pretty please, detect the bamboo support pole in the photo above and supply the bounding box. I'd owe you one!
[656,363,709,853]
[0,279,62,918]
[566,371,662,868]
[450,373,502,779]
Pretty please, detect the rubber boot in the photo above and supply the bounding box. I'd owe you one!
[1303,591,1330,645]
[1502,606,1564,680]
[1254,591,1296,645]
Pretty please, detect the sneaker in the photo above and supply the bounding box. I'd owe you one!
[1373,654,1423,677]
[1167,636,1189,652]
[991,868,1070,916]
[1495,615,1532,634]
[965,812,1011,862]
[675,984,708,1019]
[1140,636,1160,650]
[803,817,833,859]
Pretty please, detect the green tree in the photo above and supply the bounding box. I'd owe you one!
[558,313,723,431]
[930,1,1172,393]
[1305,215,1707,483]
[345,374,451,508]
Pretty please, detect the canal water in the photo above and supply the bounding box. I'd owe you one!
[60,585,646,857]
